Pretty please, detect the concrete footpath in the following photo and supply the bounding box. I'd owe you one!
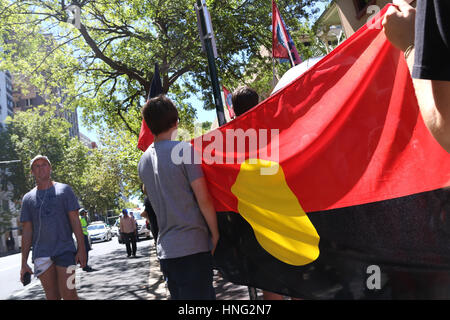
[8,239,258,300]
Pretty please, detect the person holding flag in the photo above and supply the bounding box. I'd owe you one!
[382,0,450,153]
[231,86,259,117]
[138,95,219,300]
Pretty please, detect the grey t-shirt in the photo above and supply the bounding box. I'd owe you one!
[20,182,79,261]
[138,140,211,259]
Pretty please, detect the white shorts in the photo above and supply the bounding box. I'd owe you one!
[34,257,53,278]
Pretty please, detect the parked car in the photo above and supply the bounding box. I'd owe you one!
[73,233,92,248]
[133,211,152,241]
[87,222,112,243]
[111,220,120,237]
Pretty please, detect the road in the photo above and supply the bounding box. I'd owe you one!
[1,236,253,300]
[0,250,33,300]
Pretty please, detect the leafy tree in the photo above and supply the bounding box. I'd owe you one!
[0,0,327,201]
[3,106,126,216]
[76,147,123,218]
[0,0,326,137]
[5,106,74,191]
[0,127,27,201]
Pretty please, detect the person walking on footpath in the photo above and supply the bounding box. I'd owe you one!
[138,94,219,300]
[19,155,87,300]
[120,209,137,257]
[79,208,94,272]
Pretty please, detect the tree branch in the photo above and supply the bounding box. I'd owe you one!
[77,22,148,89]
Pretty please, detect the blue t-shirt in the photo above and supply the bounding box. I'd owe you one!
[20,182,80,261]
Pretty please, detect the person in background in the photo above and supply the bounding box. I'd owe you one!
[79,208,94,272]
[120,209,137,258]
[231,85,260,117]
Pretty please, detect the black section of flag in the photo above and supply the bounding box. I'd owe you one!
[213,188,450,299]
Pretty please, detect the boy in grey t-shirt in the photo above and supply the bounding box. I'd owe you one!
[138,95,219,300]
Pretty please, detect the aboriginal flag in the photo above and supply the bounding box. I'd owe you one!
[193,5,450,299]
[137,63,162,152]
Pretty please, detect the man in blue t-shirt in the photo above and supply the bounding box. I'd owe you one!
[20,155,87,300]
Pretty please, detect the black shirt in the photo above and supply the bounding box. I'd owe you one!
[413,0,450,81]
[144,197,159,240]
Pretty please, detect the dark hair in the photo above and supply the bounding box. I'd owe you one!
[232,86,259,117]
[141,94,179,135]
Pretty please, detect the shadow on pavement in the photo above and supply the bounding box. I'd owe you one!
[9,240,254,300]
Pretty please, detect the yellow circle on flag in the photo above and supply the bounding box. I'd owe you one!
[231,159,320,266]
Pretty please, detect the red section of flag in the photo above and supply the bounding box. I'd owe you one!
[223,86,236,119]
[137,64,161,152]
[137,118,154,152]
[194,4,450,213]
[272,0,291,60]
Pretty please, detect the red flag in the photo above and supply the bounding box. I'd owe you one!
[137,118,154,152]
[197,6,450,215]
[222,85,236,119]
[137,64,162,151]
[195,4,450,298]
[272,0,302,66]
[272,0,291,61]
[194,2,450,271]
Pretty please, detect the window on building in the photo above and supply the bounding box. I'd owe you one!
[5,81,12,93]
[2,200,8,212]
[353,0,376,19]
[7,98,13,111]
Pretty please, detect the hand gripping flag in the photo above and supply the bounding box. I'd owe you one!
[137,63,162,152]
[193,5,450,299]
[223,85,236,119]
[272,0,301,66]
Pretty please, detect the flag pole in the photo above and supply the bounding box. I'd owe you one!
[286,45,295,68]
[195,0,226,127]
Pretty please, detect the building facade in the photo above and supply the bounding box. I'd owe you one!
[12,79,80,139]
[0,71,19,255]
[0,164,20,255]
[0,71,14,128]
